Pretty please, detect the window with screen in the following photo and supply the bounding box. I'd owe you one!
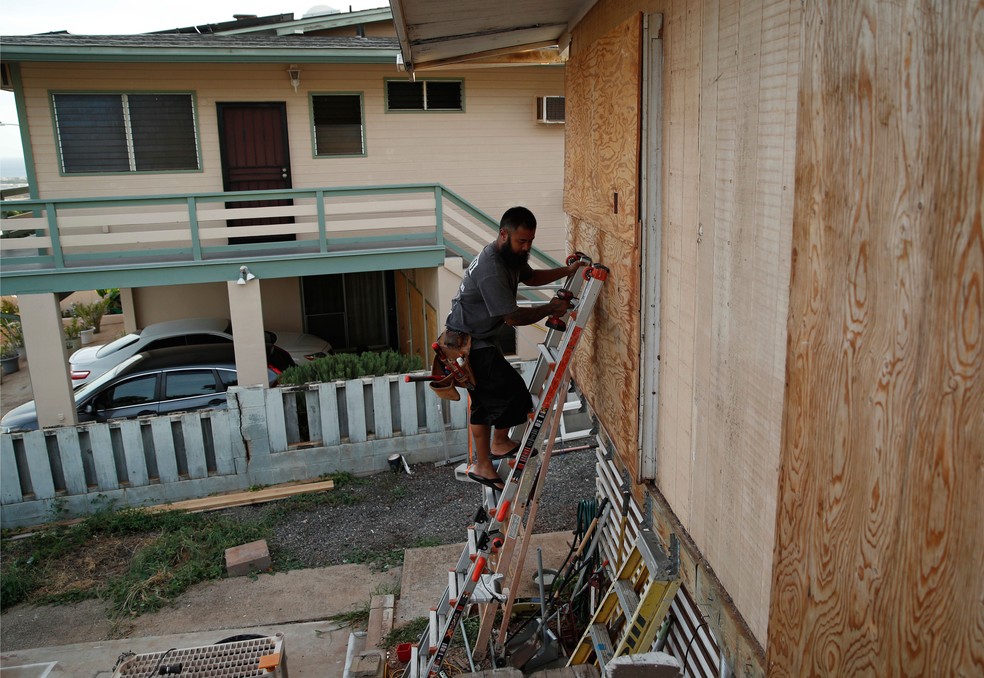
[386,80,463,111]
[312,93,365,156]
[52,93,200,174]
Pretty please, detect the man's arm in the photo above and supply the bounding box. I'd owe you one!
[502,295,572,327]
[524,261,585,287]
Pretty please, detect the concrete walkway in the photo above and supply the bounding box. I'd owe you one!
[0,533,573,677]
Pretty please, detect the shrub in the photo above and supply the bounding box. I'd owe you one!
[277,350,423,386]
[0,319,23,347]
[72,299,109,333]
[97,288,122,315]
[63,317,84,339]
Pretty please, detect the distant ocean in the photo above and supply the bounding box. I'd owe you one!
[0,156,27,178]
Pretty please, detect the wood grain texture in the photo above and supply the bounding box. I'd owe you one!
[567,13,645,490]
[565,13,643,247]
[768,1,984,675]
[570,213,642,485]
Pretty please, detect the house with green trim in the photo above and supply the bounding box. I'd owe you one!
[0,6,566,428]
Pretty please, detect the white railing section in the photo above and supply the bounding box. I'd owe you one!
[0,373,468,528]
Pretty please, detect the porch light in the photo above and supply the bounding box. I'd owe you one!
[287,64,301,93]
[237,265,256,285]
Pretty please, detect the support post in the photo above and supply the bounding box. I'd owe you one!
[227,276,269,387]
[19,292,77,428]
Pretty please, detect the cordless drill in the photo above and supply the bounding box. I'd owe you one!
[545,289,574,331]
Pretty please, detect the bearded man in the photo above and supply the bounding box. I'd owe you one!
[444,206,583,490]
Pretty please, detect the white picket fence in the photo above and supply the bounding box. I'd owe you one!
[0,373,468,528]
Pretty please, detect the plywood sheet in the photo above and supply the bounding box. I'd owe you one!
[768,0,984,674]
[570,218,642,486]
[565,13,643,249]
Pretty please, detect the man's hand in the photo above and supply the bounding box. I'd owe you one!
[565,258,589,279]
[545,293,574,317]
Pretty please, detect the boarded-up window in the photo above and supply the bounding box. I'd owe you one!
[52,93,199,174]
[312,93,365,156]
[386,80,463,111]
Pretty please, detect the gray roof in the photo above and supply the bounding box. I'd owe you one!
[0,33,401,63]
[1,34,398,49]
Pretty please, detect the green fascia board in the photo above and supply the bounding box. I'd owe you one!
[1,247,446,296]
[0,46,399,64]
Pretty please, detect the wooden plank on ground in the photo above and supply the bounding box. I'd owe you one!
[148,479,335,514]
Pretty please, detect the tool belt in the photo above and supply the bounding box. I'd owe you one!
[429,329,476,401]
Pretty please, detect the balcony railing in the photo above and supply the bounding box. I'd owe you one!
[0,183,560,294]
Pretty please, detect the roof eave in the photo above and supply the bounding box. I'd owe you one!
[0,46,400,64]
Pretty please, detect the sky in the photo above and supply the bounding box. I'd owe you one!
[0,0,389,177]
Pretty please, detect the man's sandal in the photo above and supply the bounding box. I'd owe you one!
[490,444,520,460]
[467,470,505,491]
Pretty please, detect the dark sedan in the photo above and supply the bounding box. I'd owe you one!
[1,344,283,433]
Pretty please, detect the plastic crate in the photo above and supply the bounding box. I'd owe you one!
[113,632,287,677]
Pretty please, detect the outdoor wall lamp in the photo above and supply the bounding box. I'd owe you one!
[287,64,301,93]
[237,265,256,285]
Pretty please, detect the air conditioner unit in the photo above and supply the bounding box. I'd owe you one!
[536,96,565,124]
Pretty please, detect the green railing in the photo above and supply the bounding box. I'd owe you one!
[0,183,560,295]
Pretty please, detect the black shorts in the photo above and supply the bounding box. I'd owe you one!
[468,347,533,428]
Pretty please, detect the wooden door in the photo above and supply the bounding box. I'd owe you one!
[217,102,294,244]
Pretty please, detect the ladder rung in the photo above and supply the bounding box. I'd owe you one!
[588,623,614,668]
[448,571,458,600]
[613,579,639,619]
[537,342,558,366]
[429,609,439,651]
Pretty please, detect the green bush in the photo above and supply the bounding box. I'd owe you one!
[72,299,109,332]
[277,350,423,386]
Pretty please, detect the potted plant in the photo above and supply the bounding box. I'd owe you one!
[0,342,19,375]
[72,299,108,335]
[64,317,84,353]
[0,316,24,360]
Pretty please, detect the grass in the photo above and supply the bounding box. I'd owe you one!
[329,582,402,630]
[381,614,480,651]
[384,616,429,647]
[0,472,423,621]
[1,507,270,617]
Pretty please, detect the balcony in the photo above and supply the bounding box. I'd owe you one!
[0,183,561,295]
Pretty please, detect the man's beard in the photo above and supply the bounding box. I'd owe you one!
[499,237,530,269]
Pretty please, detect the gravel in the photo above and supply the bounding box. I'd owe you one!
[221,443,599,569]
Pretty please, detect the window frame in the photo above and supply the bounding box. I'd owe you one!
[384,78,465,113]
[49,90,203,176]
[309,91,367,158]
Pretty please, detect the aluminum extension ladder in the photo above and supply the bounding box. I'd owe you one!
[566,529,680,670]
[409,256,608,678]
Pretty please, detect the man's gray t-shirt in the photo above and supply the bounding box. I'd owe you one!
[446,242,533,349]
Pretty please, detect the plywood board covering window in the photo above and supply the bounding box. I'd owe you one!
[566,13,643,483]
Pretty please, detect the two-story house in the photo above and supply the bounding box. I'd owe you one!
[0,6,567,427]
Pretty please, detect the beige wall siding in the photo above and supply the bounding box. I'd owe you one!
[569,0,800,647]
[132,278,302,331]
[687,0,800,643]
[18,61,566,260]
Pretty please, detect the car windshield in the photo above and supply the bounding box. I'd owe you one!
[74,354,145,403]
[95,333,142,358]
